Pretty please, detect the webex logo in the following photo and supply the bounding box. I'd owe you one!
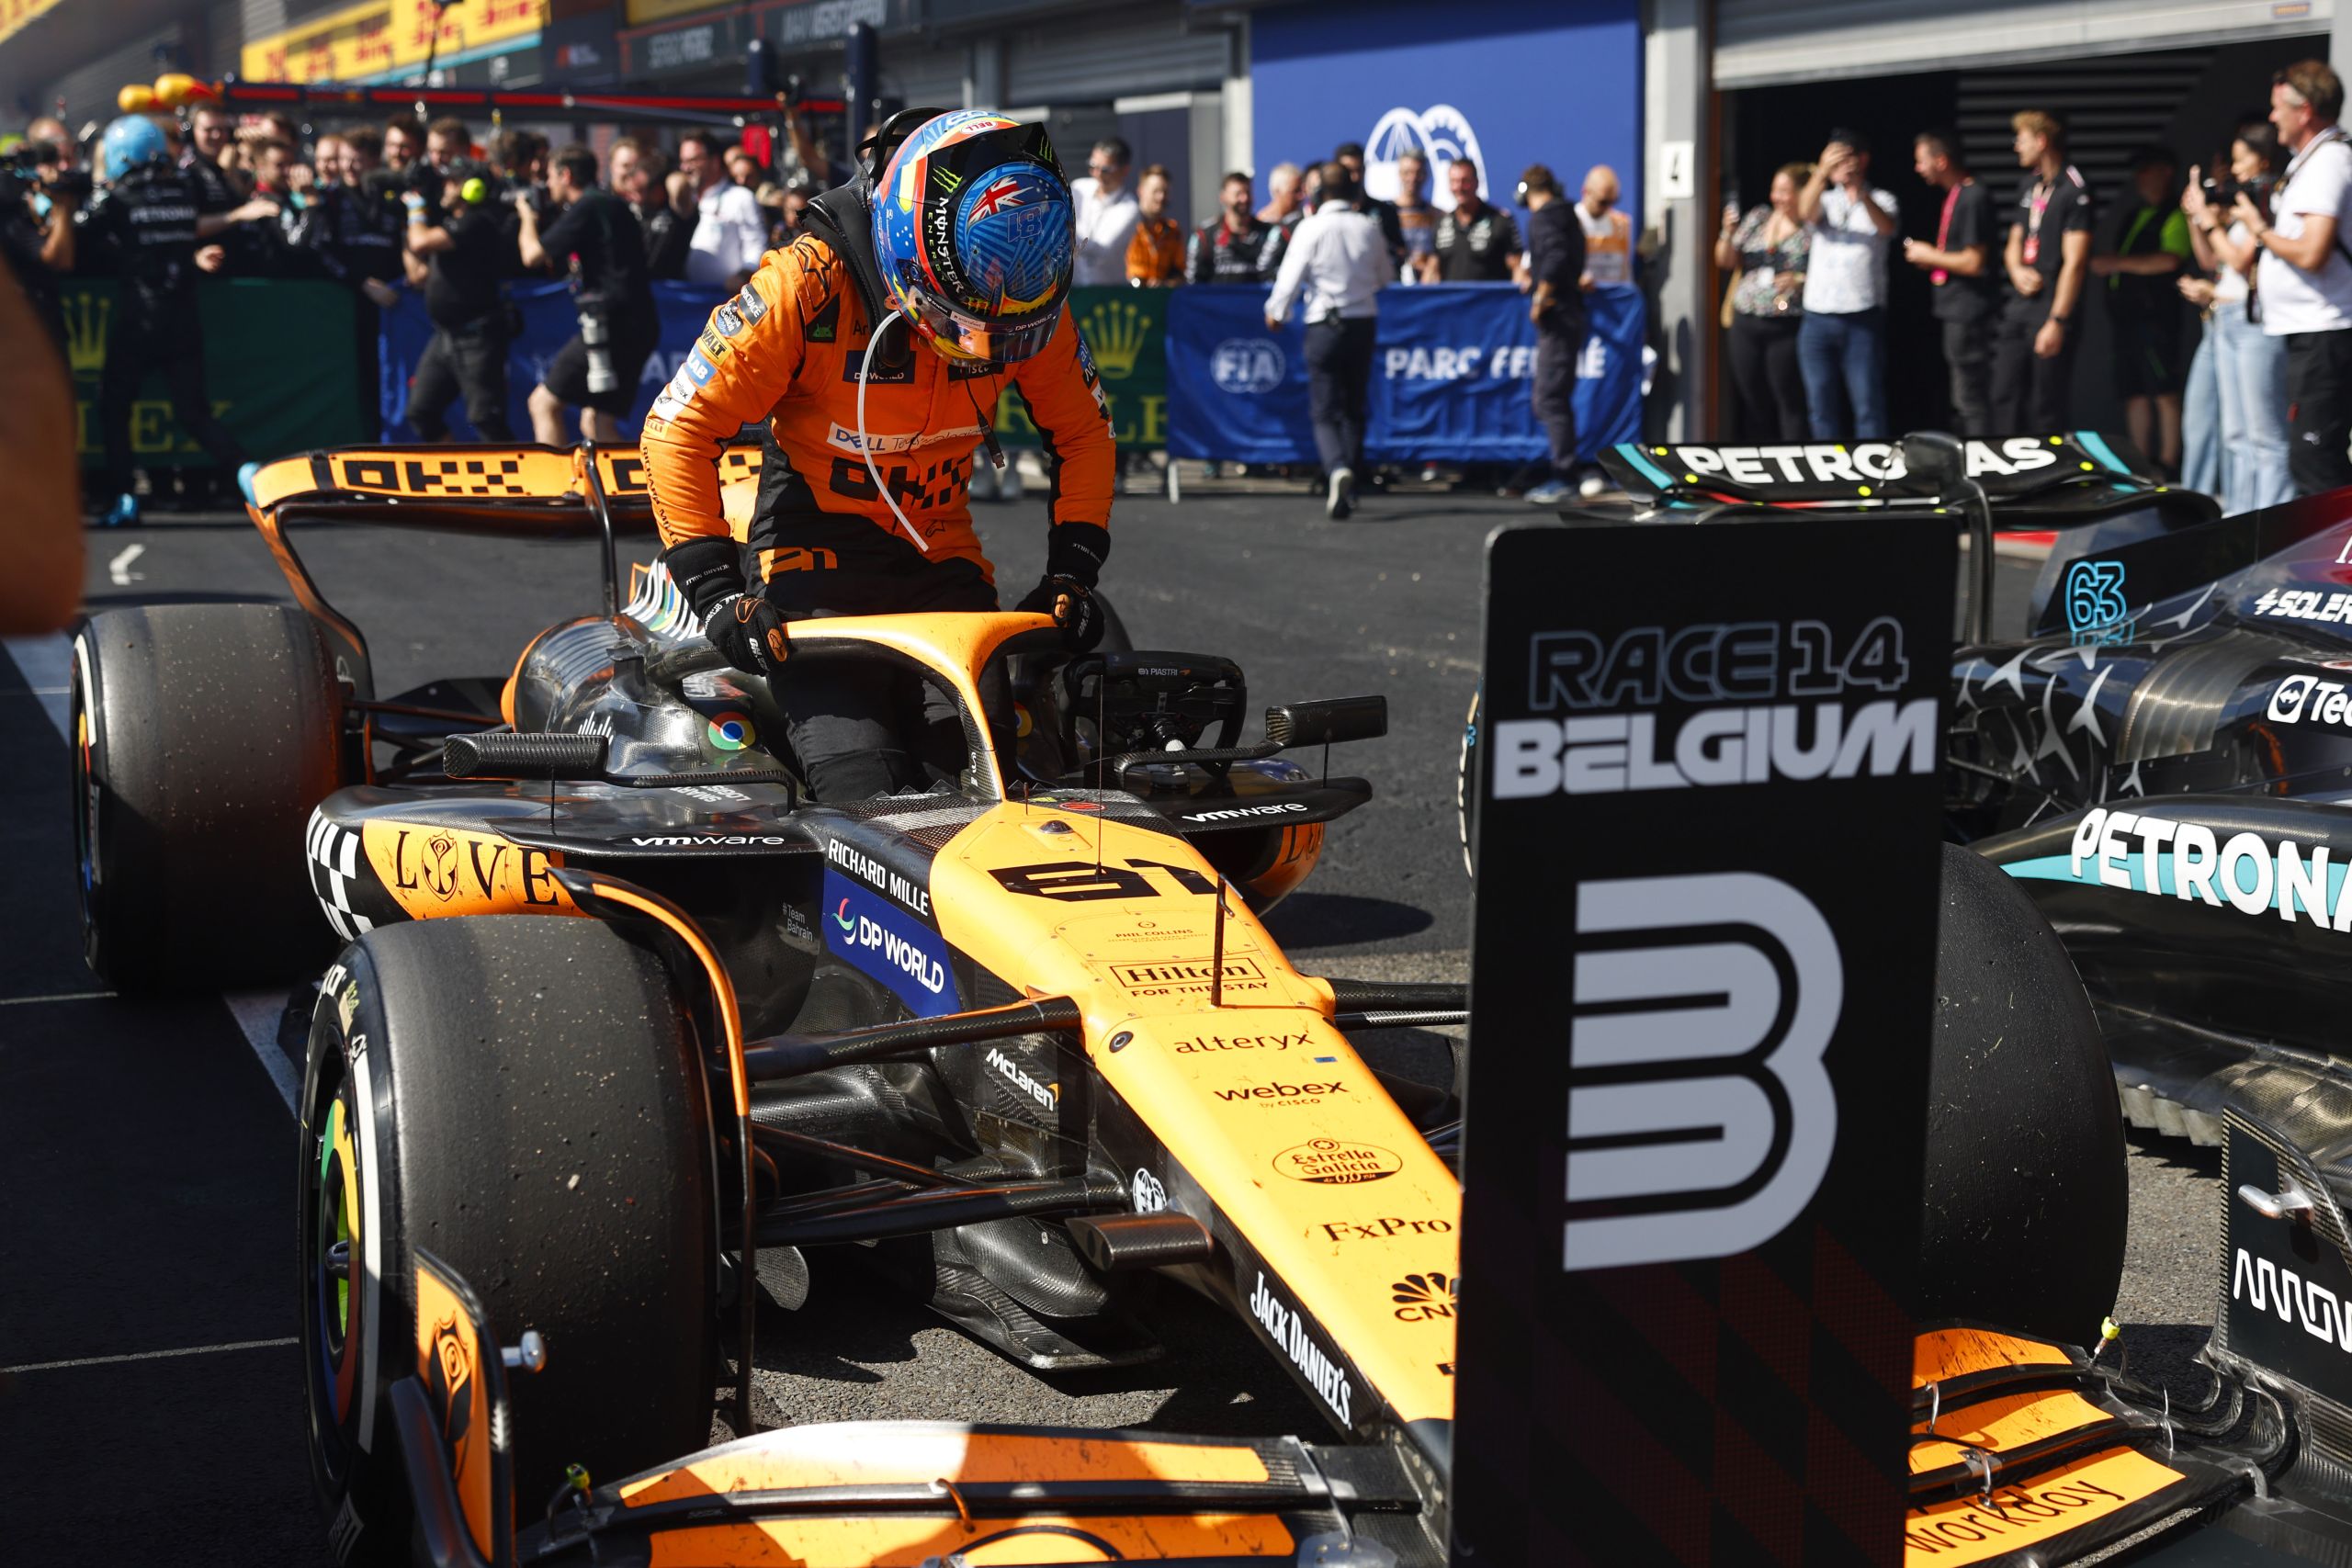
[1565,873,1840,1271]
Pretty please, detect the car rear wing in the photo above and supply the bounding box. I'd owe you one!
[241,441,763,704]
[1599,431,2155,513]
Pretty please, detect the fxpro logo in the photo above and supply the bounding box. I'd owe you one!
[1564,873,1840,1271]
[1364,103,1486,202]
[1212,338,1285,396]
[1494,618,1932,796]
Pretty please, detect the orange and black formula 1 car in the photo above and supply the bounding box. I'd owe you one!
[67,444,1462,1562]
[66,444,2328,1566]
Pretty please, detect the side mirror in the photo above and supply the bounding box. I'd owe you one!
[1898,429,1969,491]
[1265,695,1386,749]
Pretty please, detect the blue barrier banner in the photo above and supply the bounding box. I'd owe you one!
[1165,282,1644,465]
[379,278,726,440]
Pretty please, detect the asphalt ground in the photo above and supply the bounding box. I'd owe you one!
[0,479,2217,1562]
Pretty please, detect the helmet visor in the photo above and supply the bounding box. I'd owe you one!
[902,283,1062,366]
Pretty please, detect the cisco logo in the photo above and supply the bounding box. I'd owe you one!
[1366,103,1487,203]
[1212,338,1286,396]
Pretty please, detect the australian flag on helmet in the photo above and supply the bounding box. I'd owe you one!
[871,109,1073,367]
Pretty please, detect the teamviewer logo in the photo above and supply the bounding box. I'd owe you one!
[1564,873,1842,1271]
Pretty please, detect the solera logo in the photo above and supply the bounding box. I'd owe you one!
[1563,873,1841,1271]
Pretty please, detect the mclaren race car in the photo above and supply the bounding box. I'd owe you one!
[69,440,2335,1565]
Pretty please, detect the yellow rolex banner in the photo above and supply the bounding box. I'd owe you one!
[243,0,544,84]
[66,280,369,469]
[994,286,1168,451]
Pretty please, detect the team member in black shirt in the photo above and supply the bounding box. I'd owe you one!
[517,144,659,443]
[1517,164,1587,504]
[84,116,264,525]
[1432,160,1521,281]
[1187,171,1276,282]
[402,157,516,441]
[1905,130,2002,434]
[1992,108,2095,431]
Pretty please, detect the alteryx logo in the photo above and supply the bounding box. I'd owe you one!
[821,870,960,1017]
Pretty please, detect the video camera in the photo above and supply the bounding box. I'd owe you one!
[0,140,91,205]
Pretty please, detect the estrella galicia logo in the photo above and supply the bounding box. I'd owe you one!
[821,870,960,1016]
[2064,559,2132,646]
[1565,873,1840,1271]
[1211,338,1285,395]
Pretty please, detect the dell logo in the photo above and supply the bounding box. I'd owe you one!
[1564,873,1840,1271]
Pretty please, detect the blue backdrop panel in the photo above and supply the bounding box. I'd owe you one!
[379,279,727,441]
[1248,0,1643,231]
[1166,283,1644,465]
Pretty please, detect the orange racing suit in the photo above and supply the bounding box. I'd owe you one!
[640,230,1115,798]
[640,231,1114,595]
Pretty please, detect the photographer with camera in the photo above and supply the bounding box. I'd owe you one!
[516,144,657,444]
[2,133,82,362]
[2244,61,2352,495]
[2183,121,2289,513]
[400,142,516,442]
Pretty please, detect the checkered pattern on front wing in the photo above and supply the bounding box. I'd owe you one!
[306,807,374,941]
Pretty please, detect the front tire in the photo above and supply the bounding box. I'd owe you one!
[299,917,716,1562]
[72,603,345,990]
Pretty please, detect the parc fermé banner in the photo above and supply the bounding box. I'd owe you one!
[1454,519,1952,1564]
[1164,282,1645,466]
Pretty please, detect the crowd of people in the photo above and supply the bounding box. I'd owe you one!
[4,97,846,521]
[1719,59,2352,508]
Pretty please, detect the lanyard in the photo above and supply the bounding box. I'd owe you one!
[2023,171,2066,265]
[1932,181,1965,285]
[2285,124,2347,189]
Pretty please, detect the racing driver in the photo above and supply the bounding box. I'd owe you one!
[642,108,1114,802]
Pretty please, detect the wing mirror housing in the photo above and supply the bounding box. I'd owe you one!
[1898,429,1968,493]
[1265,695,1387,749]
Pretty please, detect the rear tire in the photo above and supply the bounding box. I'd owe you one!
[299,917,716,1562]
[72,604,344,990]
[1919,843,2128,1341]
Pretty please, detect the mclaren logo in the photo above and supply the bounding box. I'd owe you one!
[1565,873,1840,1271]
[985,1046,1057,1111]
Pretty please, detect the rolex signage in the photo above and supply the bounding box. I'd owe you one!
[995,286,1168,451]
[65,281,368,468]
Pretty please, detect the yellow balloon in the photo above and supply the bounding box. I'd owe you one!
[153,73,200,109]
[118,85,155,113]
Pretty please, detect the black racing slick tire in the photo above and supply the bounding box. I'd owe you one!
[1455,682,1480,877]
[1919,843,2128,1342]
[299,917,716,1563]
[71,603,344,990]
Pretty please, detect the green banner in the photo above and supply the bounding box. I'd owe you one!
[68,278,368,468]
[995,285,1168,451]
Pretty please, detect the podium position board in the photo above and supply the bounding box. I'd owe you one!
[1453,518,1952,1564]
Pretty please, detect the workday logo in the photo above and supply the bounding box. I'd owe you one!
[1212,338,1286,396]
[1366,103,1487,203]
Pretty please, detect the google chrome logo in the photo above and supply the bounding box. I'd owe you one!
[706,711,756,751]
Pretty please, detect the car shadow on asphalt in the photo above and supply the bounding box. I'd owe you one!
[1263,891,1435,949]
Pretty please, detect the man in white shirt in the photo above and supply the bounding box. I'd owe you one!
[2245,59,2352,495]
[1794,128,1900,438]
[1070,136,1139,288]
[1265,162,1389,519]
[678,130,768,289]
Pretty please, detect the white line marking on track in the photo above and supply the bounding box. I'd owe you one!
[2,634,70,736]
[0,637,303,1118]
[107,543,144,585]
[0,989,115,1007]
[1,1337,298,1375]
[223,989,301,1113]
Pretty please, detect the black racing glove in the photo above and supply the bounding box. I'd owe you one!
[1017,522,1111,651]
[662,536,788,678]
[1017,573,1104,652]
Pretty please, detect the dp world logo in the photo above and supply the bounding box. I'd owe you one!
[1212,338,1286,396]
[1366,103,1487,203]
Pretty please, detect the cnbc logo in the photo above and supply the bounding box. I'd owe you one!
[1080,298,1148,380]
[64,293,108,375]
